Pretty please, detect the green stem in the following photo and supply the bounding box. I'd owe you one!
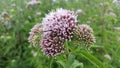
[50,58,53,68]
[65,41,69,68]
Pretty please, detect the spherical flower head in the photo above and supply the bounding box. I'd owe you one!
[40,8,77,57]
[114,27,120,31]
[109,12,117,17]
[28,23,42,47]
[42,8,77,41]
[76,24,95,47]
[41,35,65,57]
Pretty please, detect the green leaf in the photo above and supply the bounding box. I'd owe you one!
[70,60,83,68]
[78,51,105,68]
[68,54,75,65]
[56,60,66,68]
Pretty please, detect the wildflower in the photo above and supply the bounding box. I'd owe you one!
[28,23,42,47]
[75,24,95,47]
[109,12,117,17]
[113,0,120,3]
[27,0,41,7]
[41,8,77,57]
[104,54,111,60]
[41,35,65,57]
[52,0,56,2]
[31,50,38,57]
[75,9,84,15]
[42,8,77,40]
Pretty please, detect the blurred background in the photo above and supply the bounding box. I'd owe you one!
[0,0,120,68]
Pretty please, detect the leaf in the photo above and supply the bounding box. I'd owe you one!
[56,60,66,68]
[70,60,83,68]
[68,54,75,65]
[78,51,105,68]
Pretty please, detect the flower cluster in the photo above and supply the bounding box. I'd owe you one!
[42,8,77,40]
[28,23,42,47]
[75,9,84,15]
[28,8,95,57]
[76,24,95,47]
[41,8,77,57]
[1,12,10,22]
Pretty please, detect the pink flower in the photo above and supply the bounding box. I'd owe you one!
[42,8,77,40]
[28,23,42,47]
[41,8,77,57]
[104,54,111,60]
[76,24,95,47]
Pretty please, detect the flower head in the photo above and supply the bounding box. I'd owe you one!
[114,27,120,31]
[28,23,42,47]
[27,0,41,7]
[42,8,77,40]
[75,9,84,15]
[41,35,65,57]
[1,11,10,22]
[28,8,96,57]
[118,37,120,42]
[41,8,77,57]
[76,24,95,47]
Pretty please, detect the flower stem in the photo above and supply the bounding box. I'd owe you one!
[50,58,53,68]
[65,41,69,68]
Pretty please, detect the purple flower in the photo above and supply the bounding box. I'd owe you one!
[41,8,77,57]
[42,8,77,40]
[75,9,84,15]
[28,23,42,47]
[41,35,65,57]
[76,24,95,47]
